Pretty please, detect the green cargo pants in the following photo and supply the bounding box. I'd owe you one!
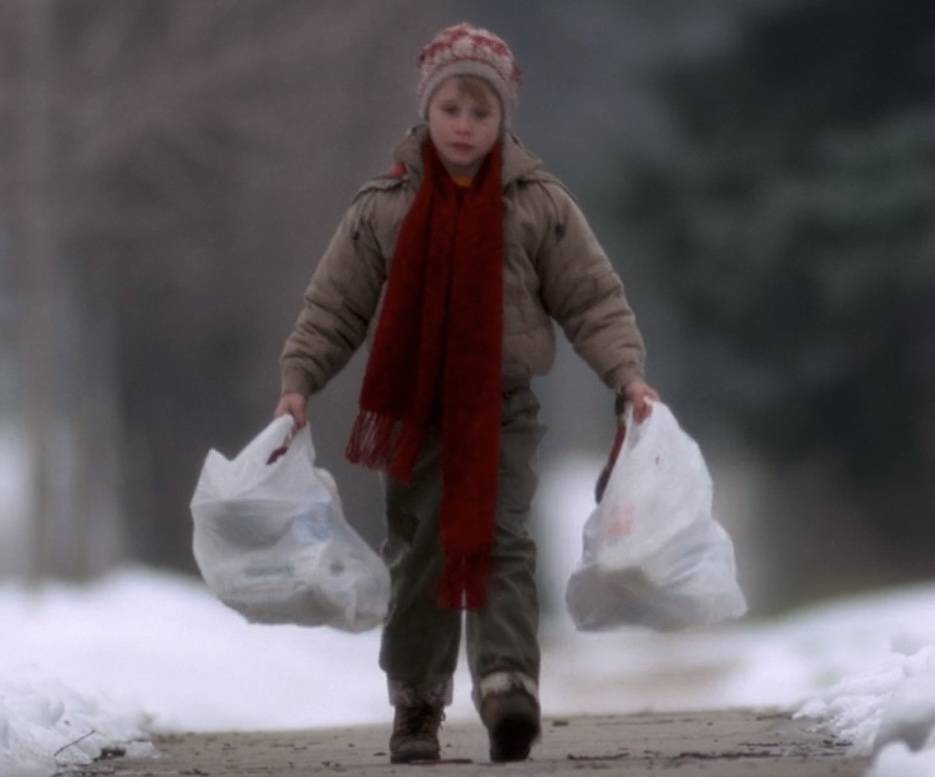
[379,387,545,709]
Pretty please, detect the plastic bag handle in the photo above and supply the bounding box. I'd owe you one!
[265,424,298,466]
[595,410,629,503]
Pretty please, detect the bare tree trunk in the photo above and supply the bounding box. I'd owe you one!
[17,0,56,584]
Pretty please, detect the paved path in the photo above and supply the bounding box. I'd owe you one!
[61,709,868,776]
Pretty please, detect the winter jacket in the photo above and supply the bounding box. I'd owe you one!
[280,125,645,397]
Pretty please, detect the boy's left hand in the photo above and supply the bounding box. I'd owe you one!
[622,380,660,424]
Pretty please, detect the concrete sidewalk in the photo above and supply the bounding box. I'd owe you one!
[63,709,868,776]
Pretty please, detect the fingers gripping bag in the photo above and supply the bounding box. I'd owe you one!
[565,400,747,632]
[190,416,389,632]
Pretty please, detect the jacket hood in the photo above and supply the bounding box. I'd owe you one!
[392,124,545,190]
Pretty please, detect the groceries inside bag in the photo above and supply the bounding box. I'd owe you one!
[190,416,389,632]
[565,401,747,632]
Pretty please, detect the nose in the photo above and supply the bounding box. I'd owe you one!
[454,113,472,134]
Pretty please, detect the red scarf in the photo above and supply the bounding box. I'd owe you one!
[346,139,504,609]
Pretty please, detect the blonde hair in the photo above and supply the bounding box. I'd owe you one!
[450,76,499,113]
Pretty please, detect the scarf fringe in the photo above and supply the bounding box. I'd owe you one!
[345,410,422,483]
[345,410,397,469]
[437,551,491,610]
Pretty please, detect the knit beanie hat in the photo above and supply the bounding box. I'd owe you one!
[417,22,521,128]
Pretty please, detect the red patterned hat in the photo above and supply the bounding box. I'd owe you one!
[417,22,521,127]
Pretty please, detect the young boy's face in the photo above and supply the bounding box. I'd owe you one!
[427,77,502,179]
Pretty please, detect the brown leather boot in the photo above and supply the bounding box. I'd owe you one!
[480,687,541,762]
[389,703,444,763]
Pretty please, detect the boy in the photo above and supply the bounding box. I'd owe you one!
[275,22,658,763]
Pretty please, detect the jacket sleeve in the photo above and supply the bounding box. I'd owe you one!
[279,193,386,396]
[535,183,646,392]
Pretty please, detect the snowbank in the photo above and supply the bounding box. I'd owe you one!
[0,676,153,777]
[798,627,935,776]
[1,566,934,775]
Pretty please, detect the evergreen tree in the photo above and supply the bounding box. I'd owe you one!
[616,0,935,596]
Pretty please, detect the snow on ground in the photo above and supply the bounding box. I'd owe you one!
[799,629,935,777]
[2,451,933,775]
[1,567,934,776]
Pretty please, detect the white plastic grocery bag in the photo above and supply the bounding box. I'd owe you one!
[565,401,747,631]
[190,415,389,632]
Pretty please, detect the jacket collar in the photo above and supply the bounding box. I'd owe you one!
[393,124,544,190]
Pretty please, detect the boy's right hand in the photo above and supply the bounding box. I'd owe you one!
[274,392,308,429]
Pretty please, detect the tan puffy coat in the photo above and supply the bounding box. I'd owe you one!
[281,126,645,397]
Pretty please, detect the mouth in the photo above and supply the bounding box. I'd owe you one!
[451,142,474,153]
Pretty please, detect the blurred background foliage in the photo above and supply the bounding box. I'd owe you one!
[609,0,935,604]
[1,0,932,614]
